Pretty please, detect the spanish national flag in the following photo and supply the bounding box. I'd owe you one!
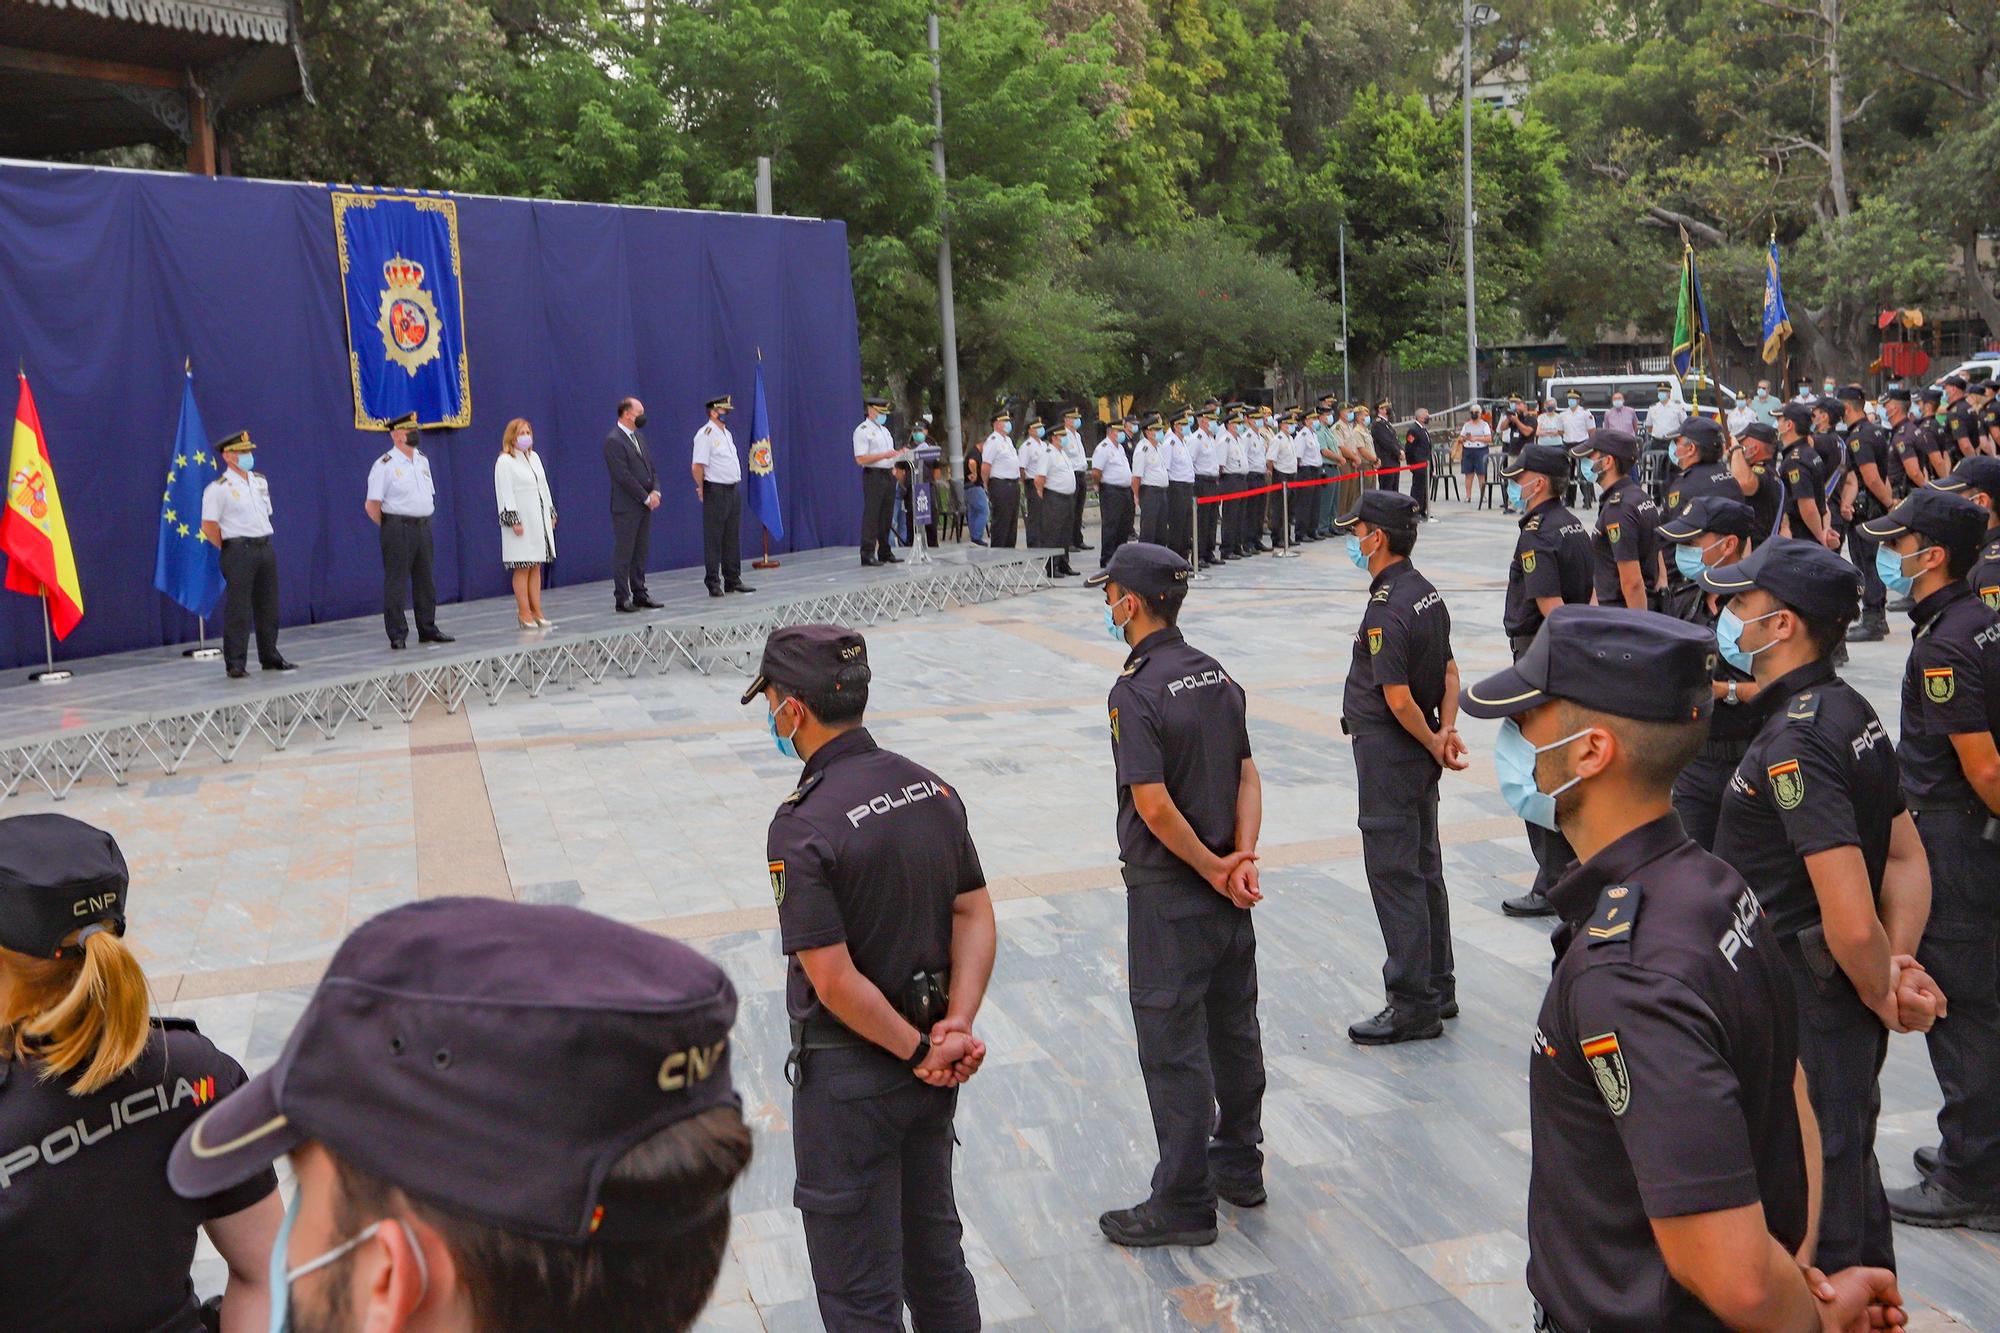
[2,372,84,638]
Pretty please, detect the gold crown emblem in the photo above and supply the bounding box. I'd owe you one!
[383,256,427,289]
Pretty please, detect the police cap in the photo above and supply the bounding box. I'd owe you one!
[170,898,739,1245]
[1697,536,1861,619]
[1741,422,1779,446]
[1570,427,1638,463]
[1679,416,1723,449]
[1836,385,1867,404]
[1919,387,1944,405]
[1085,541,1191,600]
[1971,379,1995,397]
[706,394,734,413]
[215,430,255,454]
[1857,486,1988,562]
[0,814,128,959]
[1930,454,2000,504]
[1333,490,1421,535]
[739,624,871,706]
[863,396,889,409]
[1779,402,1815,433]
[1460,606,1714,723]
[1658,495,1756,543]
[1885,386,1913,403]
[1942,374,1968,391]
[385,411,419,431]
[1500,442,1571,479]
[992,407,1011,424]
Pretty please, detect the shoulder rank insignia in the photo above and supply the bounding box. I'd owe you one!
[768,860,786,906]
[1784,689,1821,723]
[380,452,395,464]
[1523,516,1542,532]
[780,771,825,808]
[1119,655,1148,678]
[1585,882,1640,944]
[1767,758,1804,810]
[1924,666,1956,703]
[1371,587,1390,603]
[1581,1031,1631,1116]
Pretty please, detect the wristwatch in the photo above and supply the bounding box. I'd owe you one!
[904,1032,932,1070]
[1724,681,1740,706]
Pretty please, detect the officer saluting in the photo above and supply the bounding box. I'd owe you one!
[365,412,455,650]
[748,626,996,1330]
[1660,416,1739,522]
[1498,442,1592,917]
[1458,608,1905,1333]
[1856,489,2000,1230]
[1333,491,1466,1044]
[1702,538,1943,1274]
[199,430,295,678]
[1568,427,1661,609]
[1090,543,1266,1247]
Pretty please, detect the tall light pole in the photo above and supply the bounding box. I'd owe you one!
[1338,219,1350,403]
[1463,1,1497,409]
[928,12,964,478]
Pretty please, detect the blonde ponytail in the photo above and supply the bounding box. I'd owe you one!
[2,930,153,1095]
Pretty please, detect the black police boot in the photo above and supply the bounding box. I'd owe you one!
[1845,610,1887,642]
[1886,1177,2000,1230]
[1347,1005,1444,1046]
[1098,1202,1217,1248]
[1914,1145,1939,1177]
[1440,996,1460,1020]
[1216,1177,1267,1208]
[1502,890,1557,918]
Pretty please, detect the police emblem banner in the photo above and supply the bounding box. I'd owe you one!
[331,190,471,430]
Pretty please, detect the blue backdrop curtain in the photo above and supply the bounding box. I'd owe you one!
[0,161,863,670]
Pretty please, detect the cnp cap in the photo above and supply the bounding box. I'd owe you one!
[386,411,419,431]
[1836,385,1867,404]
[1460,606,1715,722]
[1679,416,1723,449]
[1501,442,1571,479]
[1942,374,1969,391]
[1779,402,1815,432]
[1658,496,1756,543]
[169,898,739,1243]
[1698,535,1861,619]
[705,394,734,413]
[1333,490,1421,535]
[1085,541,1191,599]
[0,814,128,959]
[215,431,255,454]
[739,624,870,706]
[1741,422,1779,446]
[863,396,889,410]
[1570,427,1638,463]
[1934,455,2000,505]
[1970,379,1995,397]
[1885,386,1913,404]
[1857,487,1988,561]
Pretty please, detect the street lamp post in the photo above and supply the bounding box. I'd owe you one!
[1463,1,1497,410]
[928,12,964,480]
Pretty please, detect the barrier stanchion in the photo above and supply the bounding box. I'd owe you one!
[1273,480,1300,558]
[1188,483,1209,581]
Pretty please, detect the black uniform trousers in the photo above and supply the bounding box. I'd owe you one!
[1781,936,1895,1272]
[987,478,1020,548]
[1098,483,1134,567]
[1293,466,1319,541]
[792,1046,979,1333]
[1041,491,1075,572]
[611,505,652,605]
[1847,523,1887,613]
[1408,455,1431,517]
[860,467,896,561]
[1377,464,1401,495]
[219,537,281,670]
[1669,740,1747,852]
[1166,479,1194,558]
[702,481,742,590]
[1511,635,1579,890]
[1353,730,1453,1017]
[1125,877,1265,1225]
[1139,484,1170,545]
[1195,476,1220,561]
[1218,472,1246,552]
[379,514,440,644]
[1265,478,1289,545]
[1023,483,1046,549]
[1911,807,2000,1203]
[1070,469,1089,546]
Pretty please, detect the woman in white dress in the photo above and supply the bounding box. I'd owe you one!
[495,417,557,628]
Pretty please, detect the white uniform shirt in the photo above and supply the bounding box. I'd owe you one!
[365,447,436,518]
[1038,442,1076,494]
[1059,428,1088,471]
[1560,405,1594,443]
[201,468,274,539]
[1294,426,1320,466]
[853,416,896,470]
[1133,436,1170,487]
[1090,437,1133,485]
[1269,430,1298,474]
[1019,435,1048,483]
[693,420,741,484]
[1645,400,1689,440]
[981,431,1020,479]
[1192,428,1220,478]
[1167,431,1196,483]
[1222,428,1247,473]
[1243,428,1268,473]
[1726,404,1756,438]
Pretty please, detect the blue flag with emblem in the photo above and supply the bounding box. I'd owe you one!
[331,189,471,430]
[1670,232,1711,380]
[745,358,785,542]
[152,370,225,618]
[1761,236,1793,365]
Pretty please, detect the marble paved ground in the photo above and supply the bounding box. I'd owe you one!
[20,496,1998,1330]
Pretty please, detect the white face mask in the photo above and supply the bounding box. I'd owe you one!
[516,435,533,450]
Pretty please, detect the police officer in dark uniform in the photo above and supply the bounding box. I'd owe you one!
[748,626,997,1330]
[1973,377,2000,454]
[1938,455,2000,608]
[1916,388,1954,480]
[1855,490,2000,1230]
[1333,492,1466,1043]
[1403,409,1436,521]
[1661,416,1740,521]
[1773,403,1836,548]
[1728,421,1786,542]
[1703,538,1941,1274]
[1499,442,1593,917]
[0,814,280,1331]
[1841,386,1898,642]
[1885,387,1932,497]
[1089,543,1266,1247]
[1941,374,1981,461]
[1458,608,1904,1333]
[1569,427,1661,609]
[1657,497,1761,849]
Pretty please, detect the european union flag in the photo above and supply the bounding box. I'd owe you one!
[745,359,785,542]
[153,371,224,618]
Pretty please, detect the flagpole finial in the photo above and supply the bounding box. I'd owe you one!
[184,356,191,374]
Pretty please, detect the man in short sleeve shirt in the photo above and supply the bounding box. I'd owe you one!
[1937,455,2000,609]
[1570,428,1661,609]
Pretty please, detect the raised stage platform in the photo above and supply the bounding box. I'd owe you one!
[0,545,1052,801]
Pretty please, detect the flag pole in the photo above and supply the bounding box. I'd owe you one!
[183,614,221,660]
[28,596,70,684]
[751,345,780,569]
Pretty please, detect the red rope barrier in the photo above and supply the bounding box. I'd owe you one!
[1193,462,1431,505]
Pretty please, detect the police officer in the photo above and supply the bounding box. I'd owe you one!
[1569,427,1662,610]
[1218,408,1249,558]
[748,625,997,1329]
[1856,490,2000,1230]
[1457,608,1904,1333]
[1702,538,1942,1273]
[1841,386,1898,642]
[1660,416,1740,522]
[1334,492,1466,1043]
[199,430,294,679]
[1030,417,1079,578]
[0,813,281,1331]
[1940,374,1981,460]
[1657,497,1760,849]
[1370,399,1402,495]
[1728,421,1785,542]
[1166,408,1197,559]
[1916,388,1954,480]
[1266,409,1298,547]
[1498,442,1593,917]
[1059,405,1092,551]
[1403,408,1436,522]
[1132,413,1171,547]
[1090,543,1265,1246]
[1091,416,1137,566]
[1242,410,1271,552]
[1973,377,2000,455]
[1939,455,2000,608]
[1772,403,1837,549]
[981,408,1021,548]
[1018,417,1050,554]
[854,396,903,567]
[1290,406,1322,543]
[1192,406,1223,563]
[1885,387,1934,494]
[693,394,754,597]
[364,412,454,649]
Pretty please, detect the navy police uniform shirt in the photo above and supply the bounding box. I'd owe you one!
[0,1020,276,1333]
[1342,559,1452,736]
[1969,534,2000,612]
[1662,461,1740,520]
[1742,456,1782,542]
[1503,497,1592,638]
[1663,583,1759,744]
[1982,399,2000,451]
[1588,475,1662,603]
[1890,417,1937,494]
[1777,442,1824,536]
[1845,420,1894,517]
[1897,581,2000,808]
[1108,627,1252,885]
[765,728,986,1028]
[1943,399,1981,457]
[1527,815,1806,1333]
[1402,421,1433,462]
[1918,416,1953,473]
[1712,660,1904,939]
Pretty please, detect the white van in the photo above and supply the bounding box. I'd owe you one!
[1540,372,1739,429]
[1930,351,2000,392]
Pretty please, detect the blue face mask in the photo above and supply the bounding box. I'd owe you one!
[1346,533,1371,571]
[267,1187,429,1333]
[238,455,255,472]
[1104,595,1131,643]
[1876,544,1929,597]
[1673,542,1709,582]
[1587,458,1606,483]
[1715,606,1783,673]
[768,703,800,760]
[1001,422,1012,436]
[1494,719,1591,830]
[1506,481,1523,509]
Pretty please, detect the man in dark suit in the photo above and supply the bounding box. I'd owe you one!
[1371,400,1403,494]
[604,396,663,611]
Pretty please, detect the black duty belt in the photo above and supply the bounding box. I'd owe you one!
[220,536,270,547]
[1907,797,1985,815]
[383,512,431,523]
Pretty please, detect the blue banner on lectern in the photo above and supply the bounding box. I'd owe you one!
[332,190,471,430]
